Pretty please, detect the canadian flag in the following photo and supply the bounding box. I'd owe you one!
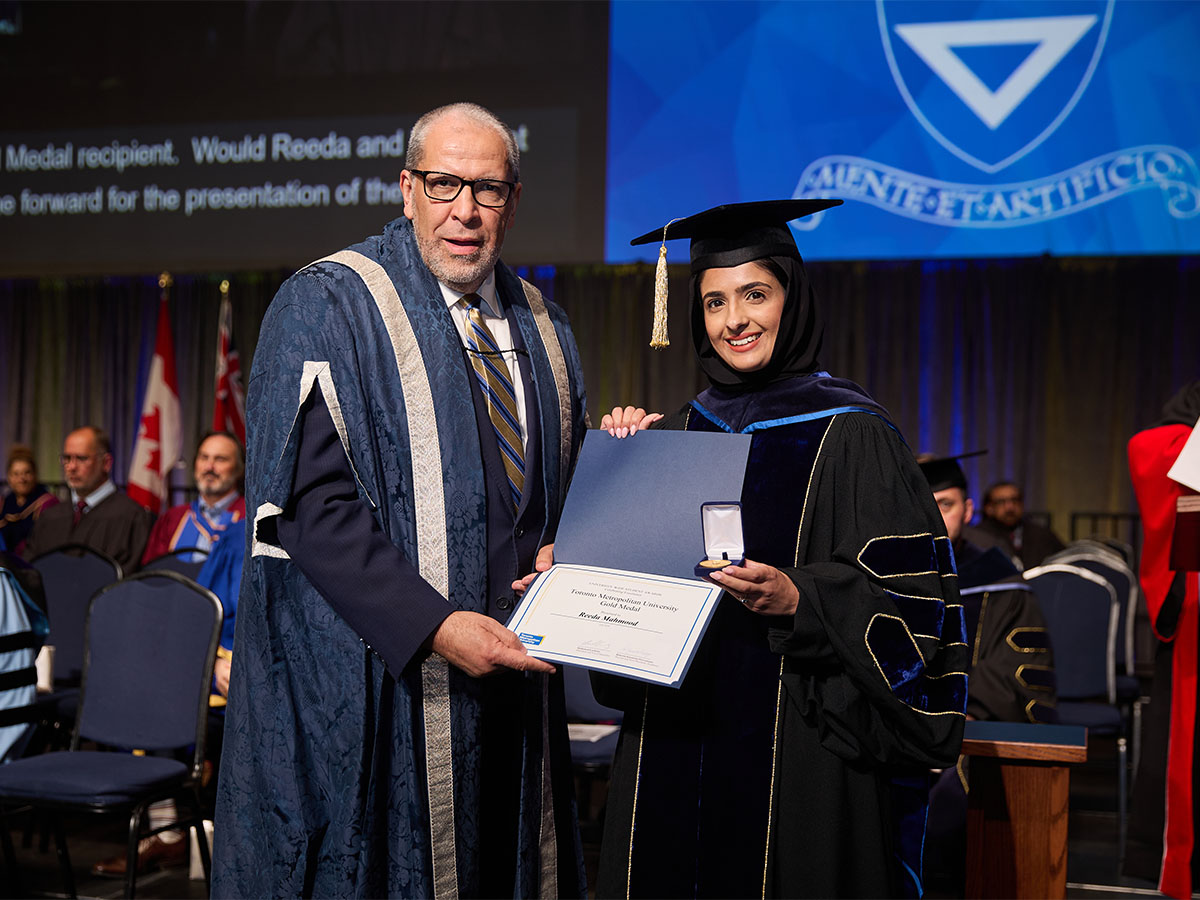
[212,285,246,444]
[128,289,183,513]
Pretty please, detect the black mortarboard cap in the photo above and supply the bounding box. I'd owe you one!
[629,199,842,348]
[630,199,842,272]
[917,449,988,493]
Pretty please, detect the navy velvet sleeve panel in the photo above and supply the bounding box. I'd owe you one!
[275,389,452,677]
[966,586,1057,723]
[770,412,967,768]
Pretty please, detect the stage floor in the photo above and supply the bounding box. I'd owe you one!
[0,738,1182,899]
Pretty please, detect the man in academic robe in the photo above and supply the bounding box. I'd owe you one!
[24,426,151,572]
[919,453,1056,891]
[212,103,588,898]
[140,431,245,565]
[965,479,1065,570]
[1124,382,1200,900]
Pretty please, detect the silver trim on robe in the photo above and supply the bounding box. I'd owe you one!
[313,249,459,900]
[520,281,573,500]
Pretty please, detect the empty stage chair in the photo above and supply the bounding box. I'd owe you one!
[563,666,622,844]
[564,665,622,767]
[142,547,209,582]
[1045,544,1145,768]
[30,544,123,687]
[1022,562,1128,850]
[0,569,222,898]
[1046,545,1139,685]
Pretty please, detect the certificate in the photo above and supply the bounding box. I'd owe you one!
[508,563,723,687]
[506,428,751,688]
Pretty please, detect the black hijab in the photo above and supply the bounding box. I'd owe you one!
[689,253,824,393]
[629,200,839,393]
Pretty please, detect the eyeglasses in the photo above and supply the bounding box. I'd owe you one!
[60,454,96,465]
[408,169,515,208]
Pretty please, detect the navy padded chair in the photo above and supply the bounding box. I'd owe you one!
[1045,545,1145,771]
[28,544,124,759]
[1071,537,1135,568]
[564,666,622,767]
[1046,545,1138,681]
[142,547,208,581]
[563,666,622,843]
[1023,562,1127,851]
[30,544,122,686]
[0,569,222,898]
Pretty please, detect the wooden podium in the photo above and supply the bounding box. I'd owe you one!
[961,721,1088,900]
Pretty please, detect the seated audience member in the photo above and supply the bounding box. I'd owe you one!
[964,479,1065,570]
[142,431,245,565]
[24,427,151,571]
[2,445,59,555]
[919,453,1057,892]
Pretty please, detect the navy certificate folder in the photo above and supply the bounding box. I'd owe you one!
[554,428,752,579]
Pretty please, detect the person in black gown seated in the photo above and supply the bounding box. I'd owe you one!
[580,200,968,898]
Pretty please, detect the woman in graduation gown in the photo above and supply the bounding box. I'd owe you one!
[594,201,968,899]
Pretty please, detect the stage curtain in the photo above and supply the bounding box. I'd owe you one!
[2,256,1197,533]
[0,272,282,496]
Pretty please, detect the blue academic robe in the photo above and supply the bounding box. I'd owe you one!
[195,518,246,652]
[212,216,588,898]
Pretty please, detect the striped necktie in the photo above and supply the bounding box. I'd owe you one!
[461,293,525,510]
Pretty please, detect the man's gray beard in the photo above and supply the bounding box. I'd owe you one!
[411,215,501,291]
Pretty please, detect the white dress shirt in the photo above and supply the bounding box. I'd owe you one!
[71,479,117,510]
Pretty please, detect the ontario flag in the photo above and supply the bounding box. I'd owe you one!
[128,285,183,514]
[212,283,246,444]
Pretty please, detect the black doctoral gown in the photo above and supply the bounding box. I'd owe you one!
[595,376,967,899]
[955,543,1057,724]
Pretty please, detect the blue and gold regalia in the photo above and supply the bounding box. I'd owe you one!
[213,216,588,898]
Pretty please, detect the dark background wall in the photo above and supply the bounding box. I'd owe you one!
[1,1,1196,545]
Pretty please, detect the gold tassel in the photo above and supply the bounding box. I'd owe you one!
[650,218,681,349]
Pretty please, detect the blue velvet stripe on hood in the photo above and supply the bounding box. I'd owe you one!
[692,373,892,435]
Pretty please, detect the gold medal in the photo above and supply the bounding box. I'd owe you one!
[698,559,732,569]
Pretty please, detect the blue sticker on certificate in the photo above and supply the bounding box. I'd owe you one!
[507,563,724,688]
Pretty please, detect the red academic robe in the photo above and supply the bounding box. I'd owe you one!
[1128,424,1198,900]
[140,496,247,565]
